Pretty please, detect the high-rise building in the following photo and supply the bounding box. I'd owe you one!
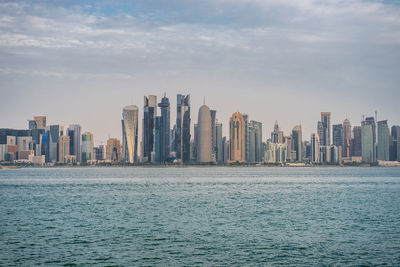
[342,119,352,158]
[243,114,250,161]
[197,105,212,162]
[285,136,293,162]
[377,120,390,161]
[34,116,46,130]
[311,133,320,163]
[249,121,263,162]
[215,122,223,162]
[321,112,331,146]
[28,120,37,130]
[68,124,81,162]
[352,126,362,157]
[49,125,62,163]
[271,121,284,144]
[175,94,191,162]
[81,132,94,163]
[391,126,400,161]
[361,123,374,163]
[317,121,325,146]
[332,124,343,149]
[292,125,302,162]
[58,135,70,163]
[192,124,198,161]
[106,138,122,162]
[229,112,246,163]
[94,145,104,161]
[122,105,139,163]
[210,110,217,159]
[362,117,376,162]
[143,95,157,162]
[156,95,170,162]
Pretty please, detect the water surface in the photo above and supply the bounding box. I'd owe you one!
[1,167,399,266]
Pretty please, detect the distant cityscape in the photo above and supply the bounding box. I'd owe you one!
[1,93,399,166]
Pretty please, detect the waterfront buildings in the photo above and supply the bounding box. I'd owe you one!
[361,117,376,162]
[155,95,170,162]
[271,121,284,144]
[142,95,157,162]
[67,124,81,162]
[249,121,263,162]
[58,135,70,163]
[122,105,139,163]
[81,132,94,163]
[175,94,191,162]
[106,138,122,162]
[215,122,223,162]
[311,133,320,163]
[229,112,246,163]
[352,126,362,157]
[377,120,390,161]
[333,124,343,151]
[320,112,331,146]
[292,125,302,162]
[343,119,352,158]
[197,105,212,162]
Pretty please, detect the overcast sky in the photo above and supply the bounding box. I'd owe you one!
[0,0,399,145]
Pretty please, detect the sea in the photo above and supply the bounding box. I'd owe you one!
[0,167,399,266]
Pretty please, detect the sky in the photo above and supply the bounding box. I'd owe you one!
[0,0,399,145]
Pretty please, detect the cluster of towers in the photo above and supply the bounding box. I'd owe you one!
[1,96,399,165]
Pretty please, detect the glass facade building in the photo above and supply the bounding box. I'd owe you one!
[122,105,139,163]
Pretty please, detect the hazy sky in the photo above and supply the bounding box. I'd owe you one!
[1,0,399,145]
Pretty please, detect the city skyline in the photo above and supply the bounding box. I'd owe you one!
[1,0,400,144]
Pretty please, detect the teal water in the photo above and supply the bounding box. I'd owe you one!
[1,167,399,266]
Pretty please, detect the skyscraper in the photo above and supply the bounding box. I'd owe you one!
[49,125,62,163]
[81,132,94,163]
[271,121,284,144]
[156,95,170,162]
[106,138,122,162]
[122,105,139,163]
[197,105,212,162]
[362,117,376,162]
[292,125,302,162]
[68,124,81,162]
[215,122,223,162]
[391,126,400,161]
[342,119,352,158]
[321,112,331,146]
[243,114,250,161]
[361,123,374,163]
[249,121,263,162]
[175,94,191,162]
[352,126,362,157]
[34,116,46,130]
[332,124,343,149]
[58,135,70,163]
[317,121,325,146]
[377,120,389,161]
[143,95,157,162]
[229,112,246,163]
[311,133,320,163]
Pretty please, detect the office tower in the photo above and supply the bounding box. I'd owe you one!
[106,138,122,162]
[197,105,212,162]
[362,117,376,162]
[271,121,284,144]
[264,141,276,163]
[352,126,362,157]
[332,124,343,149]
[285,136,293,162]
[175,94,191,162]
[391,126,400,161]
[223,137,229,163]
[49,125,62,163]
[94,145,104,161]
[249,121,263,162]
[343,119,352,158]
[321,112,331,146]
[41,130,49,161]
[311,133,320,163]
[81,132,94,163]
[122,105,139,163]
[58,135,70,163]
[215,122,223,162]
[210,109,217,159]
[142,95,157,162]
[243,114,250,161]
[28,120,37,130]
[156,95,170,162]
[229,112,246,162]
[192,124,198,161]
[330,146,342,164]
[317,121,325,146]
[67,124,81,162]
[34,116,46,129]
[361,123,374,163]
[292,125,302,162]
[377,120,390,161]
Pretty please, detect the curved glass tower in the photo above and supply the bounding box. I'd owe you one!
[122,105,139,163]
